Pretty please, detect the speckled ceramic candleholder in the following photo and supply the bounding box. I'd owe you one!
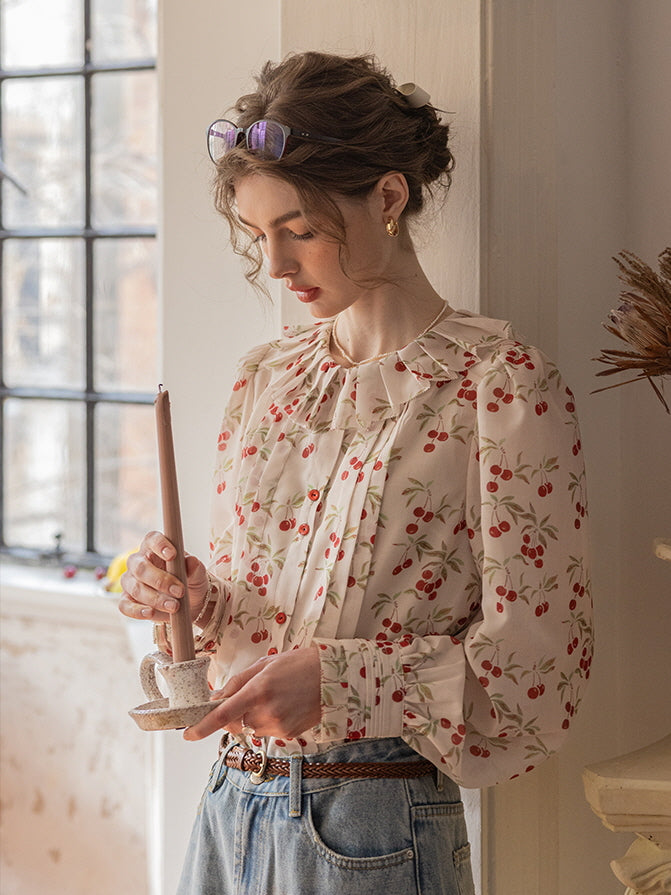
[129,651,223,731]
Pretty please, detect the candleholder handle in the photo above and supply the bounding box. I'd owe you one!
[140,651,171,702]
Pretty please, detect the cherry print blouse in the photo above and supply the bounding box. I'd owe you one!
[161,308,592,788]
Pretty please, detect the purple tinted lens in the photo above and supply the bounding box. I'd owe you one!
[208,121,238,161]
[248,121,285,159]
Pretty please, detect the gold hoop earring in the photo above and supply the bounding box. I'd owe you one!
[385,218,400,238]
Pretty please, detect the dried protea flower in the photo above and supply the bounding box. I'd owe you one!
[593,248,671,412]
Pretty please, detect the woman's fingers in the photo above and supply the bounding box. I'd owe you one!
[117,531,187,621]
[183,647,321,742]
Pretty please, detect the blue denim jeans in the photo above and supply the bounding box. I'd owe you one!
[176,737,475,895]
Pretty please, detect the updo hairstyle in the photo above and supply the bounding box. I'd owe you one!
[212,51,454,289]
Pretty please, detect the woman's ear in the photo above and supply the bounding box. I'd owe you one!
[375,172,410,222]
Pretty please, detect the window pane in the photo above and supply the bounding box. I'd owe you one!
[93,238,158,392]
[2,77,84,228]
[3,239,85,389]
[95,403,157,555]
[91,71,157,227]
[0,0,83,69]
[4,398,85,553]
[91,0,157,62]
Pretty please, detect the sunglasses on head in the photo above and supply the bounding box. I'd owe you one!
[207,118,345,163]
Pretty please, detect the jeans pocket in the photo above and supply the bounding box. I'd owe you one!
[453,843,476,895]
[306,781,415,869]
[411,803,475,895]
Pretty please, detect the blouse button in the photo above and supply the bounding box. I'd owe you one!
[308,489,320,501]
[298,523,310,536]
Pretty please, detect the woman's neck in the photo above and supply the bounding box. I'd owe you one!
[330,269,449,365]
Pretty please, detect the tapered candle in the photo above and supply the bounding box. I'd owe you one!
[155,387,196,663]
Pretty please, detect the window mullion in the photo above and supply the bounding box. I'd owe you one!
[84,0,95,554]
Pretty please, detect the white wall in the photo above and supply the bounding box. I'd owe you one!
[0,572,149,895]
[157,2,281,889]
[483,2,671,894]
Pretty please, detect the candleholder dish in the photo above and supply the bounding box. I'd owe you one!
[129,696,224,731]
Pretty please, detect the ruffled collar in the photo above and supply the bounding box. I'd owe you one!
[261,309,514,431]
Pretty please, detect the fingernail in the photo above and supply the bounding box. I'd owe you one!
[163,599,178,612]
[183,728,196,741]
[141,607,153,618]
[170,585,183,598]
[162,546,173,558]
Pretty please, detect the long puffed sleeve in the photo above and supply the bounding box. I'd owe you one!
[314,341,592,788]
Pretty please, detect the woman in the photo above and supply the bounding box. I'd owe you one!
[120,51,592,895]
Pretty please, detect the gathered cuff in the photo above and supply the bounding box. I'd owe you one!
[312,638,405,743]
[153,572,229,657]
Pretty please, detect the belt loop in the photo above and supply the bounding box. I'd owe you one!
[209,735,235,793]
[289,756,304,818]
[435,768,446,792]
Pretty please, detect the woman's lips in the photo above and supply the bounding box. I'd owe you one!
[289,285,320,303]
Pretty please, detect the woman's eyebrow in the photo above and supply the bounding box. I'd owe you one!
[238,210,303,229]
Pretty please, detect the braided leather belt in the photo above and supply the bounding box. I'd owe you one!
[223,743,435,779]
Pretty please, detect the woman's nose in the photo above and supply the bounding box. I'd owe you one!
[266,240,298,280]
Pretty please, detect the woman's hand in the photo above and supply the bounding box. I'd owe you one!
[183,646,321,742]
[118,530,208,623]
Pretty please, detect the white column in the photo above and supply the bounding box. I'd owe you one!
[157,2,281,892]
[583,736,671,895]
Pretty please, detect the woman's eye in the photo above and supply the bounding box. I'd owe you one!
[291,231,314,241]
[252,233,266,244]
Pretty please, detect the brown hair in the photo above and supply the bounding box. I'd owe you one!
[212,51,455,291]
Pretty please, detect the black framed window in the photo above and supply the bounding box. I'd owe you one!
[0,0,158,566]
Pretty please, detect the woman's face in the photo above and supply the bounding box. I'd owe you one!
[234,174,389,318]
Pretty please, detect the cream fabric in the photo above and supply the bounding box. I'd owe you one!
[178,309,591,788]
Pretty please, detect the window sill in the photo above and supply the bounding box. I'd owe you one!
[1,560,122,630]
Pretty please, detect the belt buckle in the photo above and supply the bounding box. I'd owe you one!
[249,746,269,784]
